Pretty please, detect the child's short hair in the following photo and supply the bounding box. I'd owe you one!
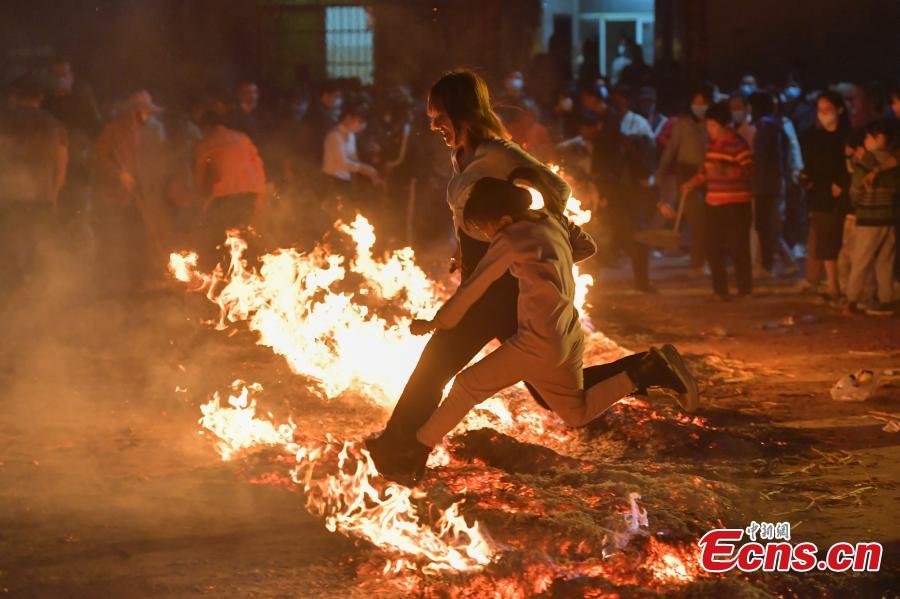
[464,177,541,227]
[865,120,889,139]
[705,101,731,127]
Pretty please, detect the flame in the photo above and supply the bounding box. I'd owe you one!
[294,440,494,574]
[169,216,438,408]
[520,164,594,324]
[196,381,495,573]
[169,214,595,408]
[168,212,631,576]
[198,381,296,461]
[522,164,592,226]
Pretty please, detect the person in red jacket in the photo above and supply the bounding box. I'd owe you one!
[684,102,754,300]
[92,90,168,292]
[193,110,266,268]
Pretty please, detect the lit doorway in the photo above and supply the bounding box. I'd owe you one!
[579,11,654,81]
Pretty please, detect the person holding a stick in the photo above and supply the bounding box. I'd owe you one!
[92,90,169,293]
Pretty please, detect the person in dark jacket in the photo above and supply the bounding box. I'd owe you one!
[294,80,342,191]
[43,56,101,222]
[226,81,265,147]
[0,75,68,291]
[748,91,790,276]
[799,91,851,302]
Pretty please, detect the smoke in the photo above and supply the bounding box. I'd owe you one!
[0,205,371,594]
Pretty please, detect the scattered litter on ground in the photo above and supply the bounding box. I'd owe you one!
[760,314,819,331]
[701,353,782,384]
[867,411,900,433]
[830,370,880,402]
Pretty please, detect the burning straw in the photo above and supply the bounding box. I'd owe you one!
[170,203,701,581]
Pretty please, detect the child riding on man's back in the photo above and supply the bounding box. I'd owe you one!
[395,176,699,478]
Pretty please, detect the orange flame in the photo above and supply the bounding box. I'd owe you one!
[170,216,439,408]
[196,381,495,573]
[169,211,664,576]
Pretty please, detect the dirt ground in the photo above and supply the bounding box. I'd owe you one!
[589,257,900,558]
[0,247,898,598]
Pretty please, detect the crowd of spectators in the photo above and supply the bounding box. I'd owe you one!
[1,52,898,315]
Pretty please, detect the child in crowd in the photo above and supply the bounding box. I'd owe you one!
[845,121,897,315]
[684,101,754,300]
[391,177,699,481]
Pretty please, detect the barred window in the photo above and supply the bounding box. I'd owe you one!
[325,6,374,84]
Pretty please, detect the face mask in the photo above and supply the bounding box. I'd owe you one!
[785,86,801,100]
[740,85,754,96]
[330,98,343,119]
[731,110,746,125]
[691,104,708,119]
[50,76,74,94]
[818,111,837,129]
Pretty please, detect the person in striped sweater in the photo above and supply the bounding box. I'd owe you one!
[684,102,755,300]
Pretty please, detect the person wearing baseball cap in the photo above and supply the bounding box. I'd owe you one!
[91,89,168,293]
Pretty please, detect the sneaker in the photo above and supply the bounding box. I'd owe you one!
[864,303,894,316]
[627,345,700,412]
[364,434,430,486]
[658,344,700,413]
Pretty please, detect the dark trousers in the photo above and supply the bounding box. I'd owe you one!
[0,202,55,293]
[610,185,652,288]
[783,182,807,248]
[93,204,148,294]
[705,202,752,296]
[754,193,782,272]
[198,194,256,270]
[380,232,646,446]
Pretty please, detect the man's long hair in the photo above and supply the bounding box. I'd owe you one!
[428,69,510,144]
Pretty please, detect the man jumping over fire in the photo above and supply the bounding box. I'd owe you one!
[366,70,699,484]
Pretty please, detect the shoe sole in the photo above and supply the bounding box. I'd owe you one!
[659,344,700,413]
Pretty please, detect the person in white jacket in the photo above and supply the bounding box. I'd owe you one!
[366,70,575,481]
[408,177,699,469]
[368,71,697,484]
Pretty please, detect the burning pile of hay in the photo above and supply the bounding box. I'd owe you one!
[170,213,824,596]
